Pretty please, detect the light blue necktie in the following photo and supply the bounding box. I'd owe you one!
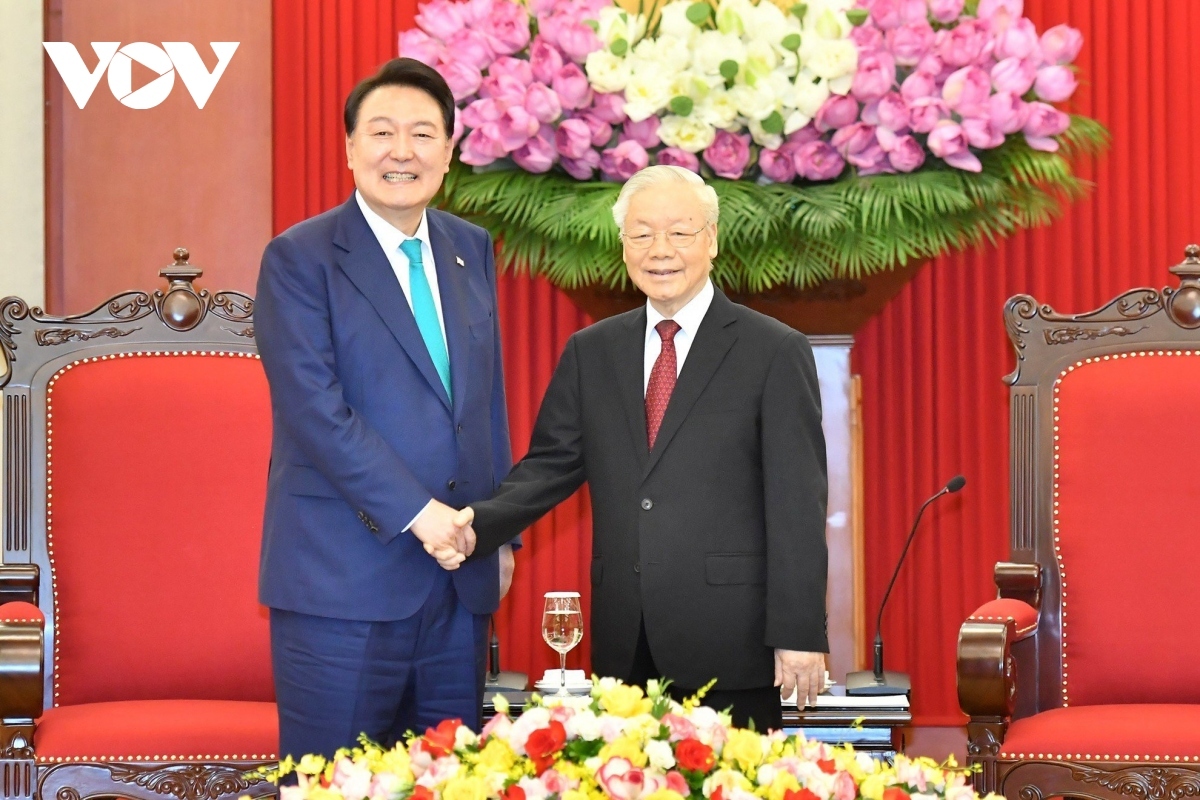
[399,239,451,400]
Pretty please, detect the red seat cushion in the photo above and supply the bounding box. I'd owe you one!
[1000,705,1200,761]
[969,598,1038,639]
[35,700,278,762]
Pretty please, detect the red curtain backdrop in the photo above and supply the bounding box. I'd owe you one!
[271,0,1200,721]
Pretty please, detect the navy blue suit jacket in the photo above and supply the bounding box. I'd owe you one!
[255,195,513,621]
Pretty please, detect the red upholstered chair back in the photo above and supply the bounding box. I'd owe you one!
[1051,354,1200,705]
[46,353,273,706]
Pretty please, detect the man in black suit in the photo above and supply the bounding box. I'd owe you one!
[450,165,828,728]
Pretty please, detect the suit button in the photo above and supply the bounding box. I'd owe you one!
[448,479,458,490]
[640,498,653,510]
[457,424,464,434]
[634,563,641,573]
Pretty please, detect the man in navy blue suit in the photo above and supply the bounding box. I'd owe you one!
[254,58,514,758]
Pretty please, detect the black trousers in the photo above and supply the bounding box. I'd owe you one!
[624,618,783,731]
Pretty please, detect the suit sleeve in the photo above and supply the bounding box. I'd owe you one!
[468,334,588,560]
[255,234,432,544]
[762,331,830,652]
[482,231,520,549]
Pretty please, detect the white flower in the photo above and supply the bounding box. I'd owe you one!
[695,89,740,129]
[508,706,552,754]
[566,709,603,741]
[729,82,776,121]
[637,34,692,73]
[624,67,673,121]
[596,6,647,47]
[715,0,754,36]
[693,30,746,77]
[645,739,677,771]
[454,725,478,749]
[743,0,792,45]
[828,73,853,95]
[658,1,700,42]
[743,39,780,82]
[658,114,718,152]
[517,776,551,800]
[802,38,858,80]
[784,109,810,134]
[804,2,852,38]
[791,70,831,117]
[747,117,783,149]
[665,70,705,102]
[585,49,631,93]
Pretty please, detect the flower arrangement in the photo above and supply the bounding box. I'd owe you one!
[399,0,1107,293]
[270,680,994,800]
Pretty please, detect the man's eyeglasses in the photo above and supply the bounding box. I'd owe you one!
[620,226,707,250]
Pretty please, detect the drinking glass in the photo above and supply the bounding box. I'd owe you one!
[542,591,583,696]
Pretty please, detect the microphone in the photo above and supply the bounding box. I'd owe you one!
[845,475,966,696]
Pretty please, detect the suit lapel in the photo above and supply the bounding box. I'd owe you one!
[333,196,451,412]
[611,306,650,473]
[642,290,738,481]
[427,212,472,424]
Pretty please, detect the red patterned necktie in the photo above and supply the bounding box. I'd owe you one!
[646,319,682,450]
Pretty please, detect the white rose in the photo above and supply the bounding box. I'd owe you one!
[715,0,754,36]
[652,34,693,73]
[666,70,705,102]
[729,81,777,121]
[624,67,673,121]
[658,1,700,42]
[742,0,790,44]
[566,709,603,741]
[585,49,631,93]
[792,70,831,117]
[645,739,677,772]
[596,6,647,46]
[693,30,746,76]
[743,39,780,82]
[658,114,718,152]
[807,6,849,40]
[802,38,858,80]
[695,88,740,129]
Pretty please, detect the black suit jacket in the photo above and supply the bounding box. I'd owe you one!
[471,289,828,690]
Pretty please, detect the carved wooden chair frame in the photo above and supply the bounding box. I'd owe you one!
[957,245,1200,800]
[0,250,274,800]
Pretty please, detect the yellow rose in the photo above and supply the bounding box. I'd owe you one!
[643,791,687,800]
[721,729,765,772]
[443,776,490,800]
[766,771,801,800]
[599,737,649,768]
[860,775,885,800]
[599,684,654,718]
[474,739,517,774]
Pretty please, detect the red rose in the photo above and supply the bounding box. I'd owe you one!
[501,786,527,800]
[884,789,911,800]
[785,790,822,800]
[675,739,716,773]
[525,720,567,774]
[817,759,838,775]
[423,718,462,758]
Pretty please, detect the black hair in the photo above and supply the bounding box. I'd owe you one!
[343,57,455,138]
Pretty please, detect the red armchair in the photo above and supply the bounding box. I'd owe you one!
[0,251,277,800]
[958,245,1200,799]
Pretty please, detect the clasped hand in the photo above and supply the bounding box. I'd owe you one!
[409,501,477,569]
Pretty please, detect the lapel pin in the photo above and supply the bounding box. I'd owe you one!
[455,256,465,267]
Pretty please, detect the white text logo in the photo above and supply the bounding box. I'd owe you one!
[43,42,240,109]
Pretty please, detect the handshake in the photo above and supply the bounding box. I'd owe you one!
[410,499,478,570]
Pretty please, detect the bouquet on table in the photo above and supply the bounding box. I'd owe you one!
[270,679,996,800]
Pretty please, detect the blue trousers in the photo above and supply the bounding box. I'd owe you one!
[270,570,489,759]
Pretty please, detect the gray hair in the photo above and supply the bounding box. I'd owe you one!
[611,165,720,231]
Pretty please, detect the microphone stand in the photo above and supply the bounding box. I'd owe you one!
[845,476,966,696]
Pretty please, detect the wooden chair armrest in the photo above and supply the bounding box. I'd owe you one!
[0,601,45,724]
[994,561,1041,609]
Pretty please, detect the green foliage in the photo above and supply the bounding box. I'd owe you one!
[437,116,1108,292]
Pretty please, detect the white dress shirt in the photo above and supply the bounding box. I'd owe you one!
[643,279,715,395]
[355,191,448,532]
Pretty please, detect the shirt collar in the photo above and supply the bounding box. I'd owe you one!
[645,278,715,341]
[355,190,431,255]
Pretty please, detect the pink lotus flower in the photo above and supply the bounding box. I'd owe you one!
[908,97,950,132]
[415,0,467,41]
[877,128,925,172]
[787,125,822,146]
[793,140,846,181]
[988,91,1029,133]
[1041,24,1083,64]
[900,70,936,103]
[994,17,1040,61]
[461,0,497,26]
[976,0,1023,23]
[600,140,649,180]
[480,73,529,105]
[702,130,751,179]
[852,51,897,102]
[399,29,447,67]
[576,111,613,146]
[1034,65,1077,102]
[555,117,593,158]
[759,146,797,183]
[831,122,877,159]
[991,56,1037,95]
[480,0,532,56]
[497,104,540,151]
[938,19,989,67]
[461,96,506,129]
[850,24,885,53]
[439,58,483,102]
[552,63,592,110]
[961,116,1005,149]
[560,148,601,179]
[622,117,660,149]
[887,21,935,67]
[541,14,603,63]
[514,125,557,172]
[525,82,563,123]
[656,147,700,172]
[590,93,628,125]
[445,28,495,70]
[874,92,910,131]
[942,66,991,116]
[928,0,964,24]
[927,120,981,171]
[815,95,860,132]
[489,56,534,86]
[529,37,564,85]
[865,0,925,30]
[915,52,948,80]
[452,107,464,144]
[1023,101,1070,151]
